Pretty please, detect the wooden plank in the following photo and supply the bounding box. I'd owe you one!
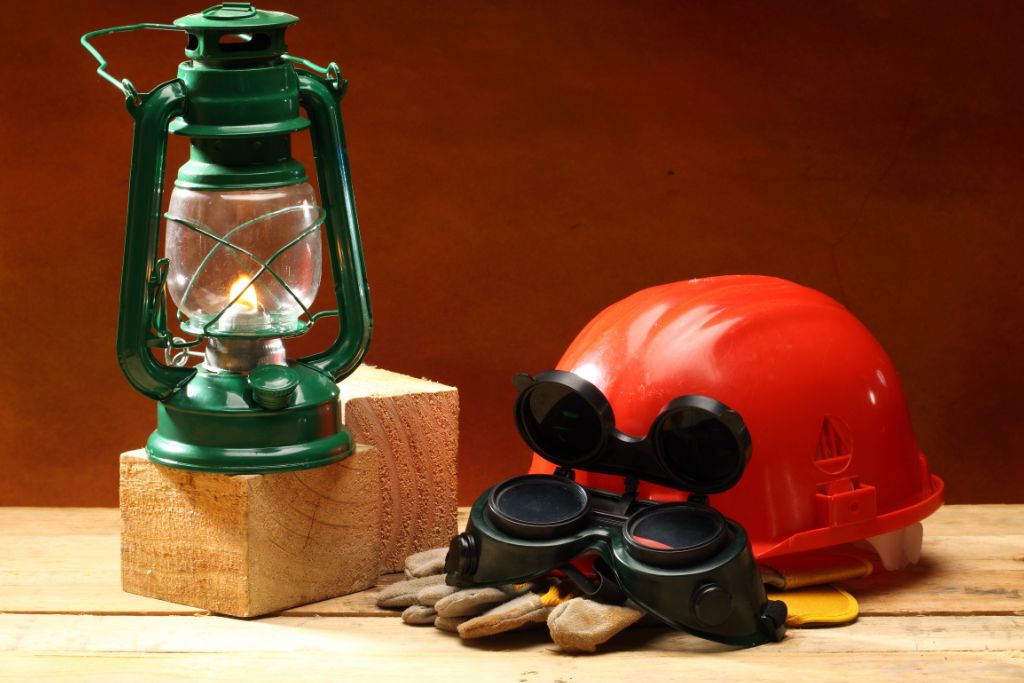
[1,506,1021,617]
[0,616,1022,683]
[842,534,1024,616]
[1,614,1022,654]
[339,366,460,573]
[0,531,201,615]
[920,504,1024,537]
[281,573,403,616]
[0,504,1020,682]
[0,508,119,536]
[119,448,382,618]
[2,652,1020,683]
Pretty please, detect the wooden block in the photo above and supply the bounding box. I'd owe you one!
[120,446,381,617]
[338,365,459,573]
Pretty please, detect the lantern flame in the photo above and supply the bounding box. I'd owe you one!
[228,276,259,309]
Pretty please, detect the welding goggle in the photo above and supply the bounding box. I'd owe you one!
[445,371,786,646]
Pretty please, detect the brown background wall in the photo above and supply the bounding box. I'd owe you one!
[0,1,1021,506]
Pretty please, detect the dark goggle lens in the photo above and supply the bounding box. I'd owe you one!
[520,382,603,463]
[656,406,744,491]
[487,475,591,540]
[624,504,727,567]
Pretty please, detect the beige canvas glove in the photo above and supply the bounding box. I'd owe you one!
[455,591,550,638]
[404,547,448,578]
[376,574,446,608]
[434,584,533,617]
[377,569,534,628]
[547,597,645,653]
[377,548,642,651]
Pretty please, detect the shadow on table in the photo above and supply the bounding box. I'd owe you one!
[452,623,738,655]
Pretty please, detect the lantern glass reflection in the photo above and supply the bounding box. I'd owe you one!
[165,182,323,336]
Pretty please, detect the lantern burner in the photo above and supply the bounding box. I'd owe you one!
[205,337,286,373]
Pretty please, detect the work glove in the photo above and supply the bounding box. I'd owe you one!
[758,544,878,626]
[377,548,648,652]
[547,597,645,652]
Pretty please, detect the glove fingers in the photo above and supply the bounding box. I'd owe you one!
[376,574,446,608]
[404,547,449,578]
[457,593,550,639]
[401,604,438,625]
[547,598,645,653]
[417,583,459,606]
[434,583,532,618]
[434,615,470,633]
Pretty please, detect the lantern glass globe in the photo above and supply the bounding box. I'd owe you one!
[164,182,323,337]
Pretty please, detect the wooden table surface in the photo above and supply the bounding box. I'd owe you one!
[1,505,1022,681]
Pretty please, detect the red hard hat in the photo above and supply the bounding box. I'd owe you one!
[529,276,944,568]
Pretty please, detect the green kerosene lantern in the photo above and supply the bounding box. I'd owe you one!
[83,3,372,473]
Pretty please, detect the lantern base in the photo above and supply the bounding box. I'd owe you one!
[147,434,351,474]
[147,363,351,474]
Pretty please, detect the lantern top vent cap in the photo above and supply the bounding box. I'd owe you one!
[174,3,298,30]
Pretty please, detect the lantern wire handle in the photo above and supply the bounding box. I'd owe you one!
[283,54,346,93]
[81,24,184,102]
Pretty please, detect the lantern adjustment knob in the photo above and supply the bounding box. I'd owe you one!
[248,364,300,410]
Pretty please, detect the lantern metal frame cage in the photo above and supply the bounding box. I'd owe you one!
[82,3,373,474]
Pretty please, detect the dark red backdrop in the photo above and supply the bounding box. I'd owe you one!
[1,1,1021,506]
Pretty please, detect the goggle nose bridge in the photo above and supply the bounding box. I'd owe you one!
[558,557,627,604]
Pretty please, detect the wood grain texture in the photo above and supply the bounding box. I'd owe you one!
[0,616,1022,682]
[338,365,459,572]
[0,505,1022,681]
[119,447,381,617]
[2,614,1022,654]
[0,505,1021,619]
[2,652,1022,683]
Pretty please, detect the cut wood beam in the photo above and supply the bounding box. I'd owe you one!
[120,446,381,617]
[338,365,459,572]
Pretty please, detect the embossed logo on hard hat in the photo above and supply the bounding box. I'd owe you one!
[814,416,853,475]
